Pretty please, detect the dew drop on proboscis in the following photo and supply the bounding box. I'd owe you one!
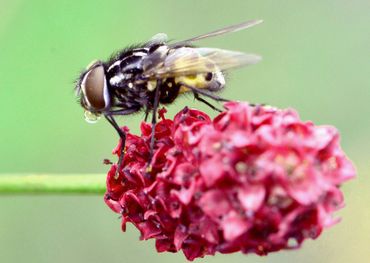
[84,110,101,124]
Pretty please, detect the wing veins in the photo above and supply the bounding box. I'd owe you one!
[174,19,263,45]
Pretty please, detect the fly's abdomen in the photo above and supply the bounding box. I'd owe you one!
[175,71,225,94]
[159,78,180,104]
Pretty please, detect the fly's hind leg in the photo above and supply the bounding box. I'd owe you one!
[179,82,229,111]
[193,92,223,112]
[179,82,229,102]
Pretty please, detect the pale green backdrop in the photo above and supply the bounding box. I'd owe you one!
[0,1,369,262]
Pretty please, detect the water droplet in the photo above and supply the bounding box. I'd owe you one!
[84,110,101,124]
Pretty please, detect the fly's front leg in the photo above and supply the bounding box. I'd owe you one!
[105,108,140,178]
[105,115,126,179]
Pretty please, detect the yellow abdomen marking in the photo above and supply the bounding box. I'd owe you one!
[176,73,209,94]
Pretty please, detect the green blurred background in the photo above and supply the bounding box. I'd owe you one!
[0,0,369,262]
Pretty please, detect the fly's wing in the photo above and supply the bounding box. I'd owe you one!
[173,19,263,45]
[140,19,263,79]
[142,47,261,79]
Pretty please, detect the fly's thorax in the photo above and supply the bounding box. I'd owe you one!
[142,45,169,73]
[109,73,135,87]
[175,71,225,93]
[106,46,151,89]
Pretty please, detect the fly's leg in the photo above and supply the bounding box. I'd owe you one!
[179,82,261,108]
[105,108,140,178]
[193,92,223,112]
[179,82,229,102]
[179,81,230,112]
[144,107,150,122]
[147,79,162,172]
[105,115,126,179]
[185,83,261,111]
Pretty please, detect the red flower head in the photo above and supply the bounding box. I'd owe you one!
[104,102,355,261]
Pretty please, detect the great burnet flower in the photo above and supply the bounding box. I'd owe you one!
[104,102,355,261]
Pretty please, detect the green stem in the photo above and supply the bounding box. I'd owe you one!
[0,174,106,195]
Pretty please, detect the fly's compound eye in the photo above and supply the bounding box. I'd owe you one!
[80,62,110,112]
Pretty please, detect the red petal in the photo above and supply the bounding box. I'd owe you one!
[238,184,266,212]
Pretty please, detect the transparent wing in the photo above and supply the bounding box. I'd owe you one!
[142,47,261,79]
[173,19,263,45]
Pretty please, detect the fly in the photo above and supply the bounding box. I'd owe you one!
[75,19,263,176]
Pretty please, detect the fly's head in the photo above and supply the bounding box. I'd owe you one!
[76,60,111,123]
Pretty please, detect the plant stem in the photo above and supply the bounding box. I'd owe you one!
[0,174,106,195]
